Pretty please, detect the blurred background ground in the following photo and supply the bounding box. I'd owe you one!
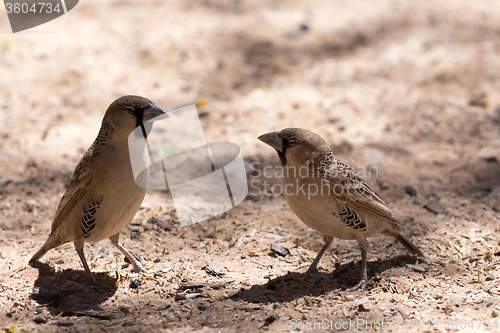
[1,0,500,332]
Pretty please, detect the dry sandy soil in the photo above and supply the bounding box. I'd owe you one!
[2,0,500,332]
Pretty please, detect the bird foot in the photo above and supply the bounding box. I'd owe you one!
[86,273,98,286]
[346,278,367,292]
[131,264,147,274]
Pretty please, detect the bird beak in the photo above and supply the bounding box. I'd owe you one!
[143,104,166,122]
[258,131,283,153]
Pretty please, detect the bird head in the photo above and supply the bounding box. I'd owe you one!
[258,128,330,167]
[104,95,166,136]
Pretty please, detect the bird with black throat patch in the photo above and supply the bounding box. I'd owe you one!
[258,128,423,291]
[30,95,165,284]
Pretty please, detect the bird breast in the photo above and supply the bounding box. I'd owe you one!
[84,149,146,243]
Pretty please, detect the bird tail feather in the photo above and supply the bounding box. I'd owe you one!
[29,236,65,264]
[394,233,424,257]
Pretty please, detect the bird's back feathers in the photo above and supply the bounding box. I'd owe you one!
[50,118,115,234]
[81,196,103,238]
[337,204,367,230]
[310,149,399,226]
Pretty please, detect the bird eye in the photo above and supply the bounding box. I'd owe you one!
[288,138,299,146]
[125,106,135,114]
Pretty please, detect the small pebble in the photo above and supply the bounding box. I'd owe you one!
[404,186,417,196]
[122,322,135,327]
[358,304,370,312]
[380,182,389,190]
[204,260,224,276]
[270,244,288,257]
[424,200,446,215]
[176,292,201,300]
[265,315,277,324]
[119,304,131,313]
[148,217,173,231]
[407,264,426,273]
[54,259,64,265]
[130,229,141,239]
[129,279,142,289]
[153,258,161,263]
[175,292,187,301]
[33,316,47,324]
[57,321,73,327]
[130,218,143,226]
[164,313,176,322]
[197,303,209,311]
[22,203,33,212]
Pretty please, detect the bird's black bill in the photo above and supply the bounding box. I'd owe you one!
[143,104,167,122]
[258,131,283,153]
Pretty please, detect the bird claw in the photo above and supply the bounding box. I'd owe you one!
[131,264,147,274]
[88,276,99,285]
[346,278,367,292]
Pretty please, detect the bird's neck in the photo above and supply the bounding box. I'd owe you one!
[91,118,115,152]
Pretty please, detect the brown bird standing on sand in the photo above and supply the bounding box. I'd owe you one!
[30,95,165,284]
[258,128,423,291]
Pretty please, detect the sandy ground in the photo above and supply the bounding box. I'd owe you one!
[2,0,500,332]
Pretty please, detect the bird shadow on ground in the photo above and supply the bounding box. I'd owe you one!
[29,261,118,316]
[230,255,420,304]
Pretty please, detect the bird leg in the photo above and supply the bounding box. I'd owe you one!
[109,233,146,273]
[347,236,369,291]
[74,241,98,285]
[306,236,333,274]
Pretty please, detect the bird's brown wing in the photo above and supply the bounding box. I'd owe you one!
[50,149,104,234]
[321,163,399,225]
